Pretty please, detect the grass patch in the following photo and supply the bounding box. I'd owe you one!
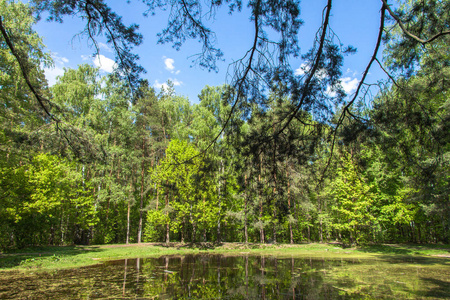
[1,242,448,272]
[357,243,450,256]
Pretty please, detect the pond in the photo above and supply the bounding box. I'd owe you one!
[0,254,449,299]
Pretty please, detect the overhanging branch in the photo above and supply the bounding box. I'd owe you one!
[171,0,262,166]
[382,0,450,45]
[0,16,55,120]
[317,2,386,188]
[277,0,333,135]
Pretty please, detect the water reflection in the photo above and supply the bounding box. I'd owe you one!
[0,254,449,299]
[136,255,342,299]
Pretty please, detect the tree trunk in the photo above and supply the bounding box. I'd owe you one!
[272,121,277,244]
[156,188,159,210]
[217,159,224,243]
[137,154,146,243]
[244,175,248,244]
[126,168,135,245]
[165,181,170,243]
[166,223,170,244]
[319,217,323,243]
[190,204,196,242]
[181,218,185,243]
[259,154,264,243]
[272,173,277,244]
[318,195,323,243]
[287,166,293,244]
[126,201,131,244]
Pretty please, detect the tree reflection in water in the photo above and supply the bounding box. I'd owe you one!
[0,254,449,299]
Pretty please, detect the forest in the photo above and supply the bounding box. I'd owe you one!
[0,0,449,249]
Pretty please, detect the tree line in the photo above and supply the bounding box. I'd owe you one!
[0,0,449,248]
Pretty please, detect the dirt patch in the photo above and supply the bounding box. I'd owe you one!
[432,254,450,258]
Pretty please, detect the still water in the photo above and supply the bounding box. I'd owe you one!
[1,254,449,299]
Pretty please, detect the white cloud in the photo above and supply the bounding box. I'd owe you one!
[170,78,183,86]
[325,77,359,97]
[43,52,69,86]
[162,56,181,75]
[153,80,169,90]
[93,54,117,73]
[294,63,326,79]
[340,77,359,94]
[98,42,113,52]
[44,66,65,86]
[153,78,183,90]
[51,52,69,65]
[346,68,359,77]
[164,57,175,71]
[295,62,359,96]
[325,86,337,98]
[295,63,359,96]
[294,63,309,76]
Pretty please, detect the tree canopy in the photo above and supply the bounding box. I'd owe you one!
[0,0,449,248]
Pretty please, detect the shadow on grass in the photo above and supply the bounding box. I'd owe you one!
[0,245,104,269]
[420,277,450,299]
[358,244,415,255]
[152,242,285,250]
[356,244,450,256]
[153,242,223,250]
[352,244,450,266]
[378,255,449,266]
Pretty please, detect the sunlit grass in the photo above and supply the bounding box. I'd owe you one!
[1,242,448,272]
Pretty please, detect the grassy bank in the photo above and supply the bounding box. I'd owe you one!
[1,242,449,272]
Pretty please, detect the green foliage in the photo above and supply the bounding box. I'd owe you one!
[149,139,219,242]
[0,153,97,248]
[143,210,168,242]
[367,62,450,242]
[0,0,50,162]
[330,152,375,244]
[1,0,449,247]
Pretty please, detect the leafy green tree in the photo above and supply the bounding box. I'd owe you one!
[367,68,450,242]
[26,153,97,245]
[0,0,50,159]
[0,0,57,248]
[0,160,30,248]
[97,73,137,244]
[0,0,51,117]
[151,139,217,242]
[190,85,241,242]
[0,153,96,248]
[359,144,417,242]
[330,151,375,244]
[157,83,193,143]
[133,80,164,243]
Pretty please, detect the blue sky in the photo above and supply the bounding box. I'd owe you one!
[34,0,386,104]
